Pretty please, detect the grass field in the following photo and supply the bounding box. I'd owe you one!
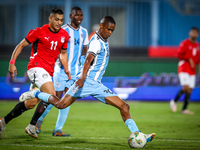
[0,100,200,150]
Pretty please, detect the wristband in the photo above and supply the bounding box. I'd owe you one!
[9,59,15,64]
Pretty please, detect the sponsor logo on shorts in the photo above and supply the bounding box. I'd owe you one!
[56,82,61,88]
[42,73,48,78]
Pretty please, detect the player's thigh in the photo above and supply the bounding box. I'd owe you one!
[40,81,56,95]
[105,96,127,110]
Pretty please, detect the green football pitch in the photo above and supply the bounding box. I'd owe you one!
[0,101,200,150]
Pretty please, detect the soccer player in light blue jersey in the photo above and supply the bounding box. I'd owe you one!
[35,7,88,136]
[19,16,155,143]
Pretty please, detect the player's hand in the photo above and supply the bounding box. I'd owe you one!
[75,78,85,89]
[8,64,17,79]
[189,58,195,69]
[65,69,71,80]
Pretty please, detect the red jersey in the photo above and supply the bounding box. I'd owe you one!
[26,24,69,76]
[178,39,200,75]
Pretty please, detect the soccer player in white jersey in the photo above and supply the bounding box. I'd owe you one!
[35,7,88,136]
[19,16,155,143]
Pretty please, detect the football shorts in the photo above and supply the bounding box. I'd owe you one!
[66,78,117,104]
[178,72,196,88]
[27,67,52,89]
[53,72,75,91]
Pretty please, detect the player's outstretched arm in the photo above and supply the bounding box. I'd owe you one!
[8,39,30,79]
[75,53,94,88]
[59,49,71,80]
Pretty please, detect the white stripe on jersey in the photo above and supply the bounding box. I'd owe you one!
[75,29,84,75]
[67,27,75,73]
[94,44,107,81]
[86,53,98,78]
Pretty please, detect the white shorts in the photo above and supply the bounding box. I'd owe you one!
[178,72,196,88]
[27,67,52,90]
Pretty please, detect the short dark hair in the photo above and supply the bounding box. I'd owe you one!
[50,8,63,16]
[191,27,199,33]
[71,7,82,14]
[100,16,116,25]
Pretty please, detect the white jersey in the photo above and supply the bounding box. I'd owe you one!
[54,23,89,79]
[79,32,109,82]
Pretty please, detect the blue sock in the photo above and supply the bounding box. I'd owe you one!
[125,119,139,133]
[35,91,51,103]
[54,106,70,131]
[39,104,54,121]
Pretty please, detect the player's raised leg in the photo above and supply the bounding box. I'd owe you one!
[105,96,155,143]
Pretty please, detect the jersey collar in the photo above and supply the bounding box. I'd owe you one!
[96,32,107,42]
[67,23,80,31]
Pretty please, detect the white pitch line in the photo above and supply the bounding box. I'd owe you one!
[68,136,200,143]
[0,143,98,150]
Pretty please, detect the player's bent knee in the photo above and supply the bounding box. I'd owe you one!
[24,98,40,109]
[121,102,130,112]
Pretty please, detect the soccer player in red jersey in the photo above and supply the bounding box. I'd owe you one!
[170,27,200,115]
[0,8,70,139]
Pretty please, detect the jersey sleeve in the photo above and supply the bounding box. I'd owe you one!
[87,40,101,56]
[177,42,191,60]
[62,32,69,50]
[83,30,89,47]
[25,28,39,44]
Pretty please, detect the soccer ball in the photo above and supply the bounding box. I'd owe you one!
[128,132,146,148]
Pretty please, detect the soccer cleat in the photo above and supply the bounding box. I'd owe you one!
[52,130,71,137]
[181,109,194,115]
[35,120,43,134]
[170,99,177,113]
[144,133,156,142]
[19,89,39,102]
[0,118,6,139]
[25,124,38,138]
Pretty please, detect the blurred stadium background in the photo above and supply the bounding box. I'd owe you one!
[0,0,200,101]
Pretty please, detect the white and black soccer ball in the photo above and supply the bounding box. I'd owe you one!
[128,132,146,148]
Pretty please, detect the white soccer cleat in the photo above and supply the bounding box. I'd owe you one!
[19,89,39,102]
[0,118,6,139]
[25,124,38,138]
[170,99,177,113]
[144,133,156,142]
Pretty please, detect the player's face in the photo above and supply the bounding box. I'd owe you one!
[70,10,83,27]
[189,30,199,41]
[100,22,115,40]
[49,13,64,32]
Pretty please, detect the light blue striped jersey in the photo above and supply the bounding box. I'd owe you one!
[79,32,109,82]
[54,23,88,80]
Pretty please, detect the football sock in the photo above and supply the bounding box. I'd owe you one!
[4,102,28,124]
[174,89,184,102]
[30,101,49,125]
[182,92,191,110]
[125,119,139,133]
[55,106,70,131]
[38,104,54,122]
[35,91,51,103]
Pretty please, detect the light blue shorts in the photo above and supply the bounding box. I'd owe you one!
[66,78,117,103]
[53,72,75,91]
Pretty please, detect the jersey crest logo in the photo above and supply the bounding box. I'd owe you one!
[61,37,65,43]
